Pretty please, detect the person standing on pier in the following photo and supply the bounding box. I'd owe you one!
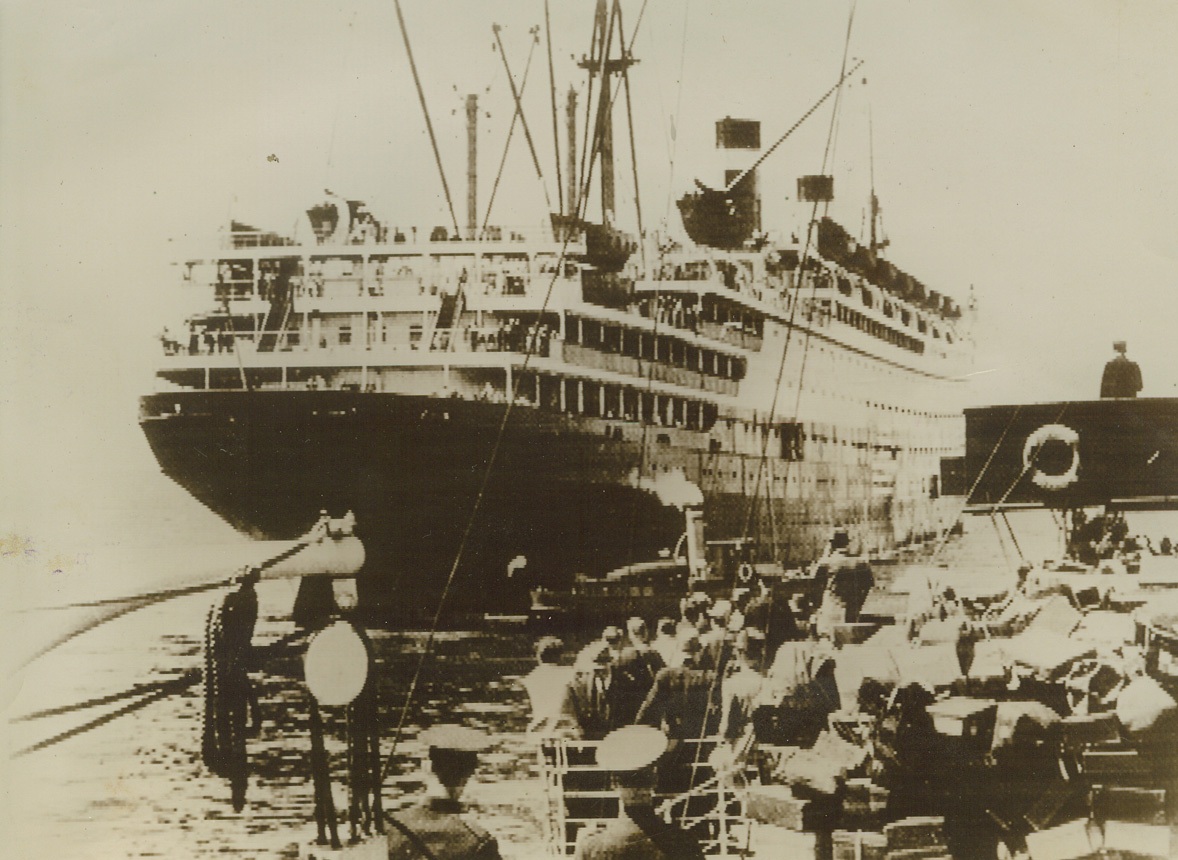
[608,619,666,727]
[520,637,579,738]
[574,726,705,860]
[1100,340,1143,398]
[651,618,680,668]
[384,725,501,860]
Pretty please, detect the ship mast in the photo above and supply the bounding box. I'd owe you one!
[466,94,478,240]
[868,106,888,255]
[578,0,637,227]
[566,87,578,218]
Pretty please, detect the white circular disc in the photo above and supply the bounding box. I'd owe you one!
[303,621,368,706]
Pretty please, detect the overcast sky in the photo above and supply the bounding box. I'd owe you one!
[3,0,1178,545]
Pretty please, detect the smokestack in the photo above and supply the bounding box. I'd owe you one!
[716,116,762,234]
[466,94,478,240]
[566,87,578,218]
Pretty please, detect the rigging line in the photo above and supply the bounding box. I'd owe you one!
[545,0,563,215]
[742,6,859,540]
[492,24,553,213]
[723,58,864,196]
[572,0,655,566]
[823,2,857,185]
[15,628,309,724]
[989,511,1012,569]
[382,154,608,790]
[481,32,540,235]
[382,3,652,781]
[619,27,644,256]
[34,580,227,612]
[16,672,200,724]
[576,0,617,220]
[793,0,859,367]
[14,686,179,758]
[663,0,691,225]
[38,536,314,612]
[927,406,1022,562]
[615,0,648,246]
[575,0,644,224]
[392,0,461,237]
[324,10,360,182]
[740,167,846,538]
[26,537,318,668]
[990,401,1071,512]
[1000,510,1025,561]
[934,400,1071,566]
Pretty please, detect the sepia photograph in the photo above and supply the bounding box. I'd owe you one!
[3,2,1178,858]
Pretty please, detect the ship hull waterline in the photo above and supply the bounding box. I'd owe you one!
[140,390,948,625]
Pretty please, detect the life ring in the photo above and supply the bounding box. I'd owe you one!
[737,562,755,584]
[1022,423,1080,491]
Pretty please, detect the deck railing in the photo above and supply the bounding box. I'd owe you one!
[536,736,749,857]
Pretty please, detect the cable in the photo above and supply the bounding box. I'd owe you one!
[662,1,691,226]
[492,24,552,213]
[13,628,309,754]
[739,36,862,546]
[392,0,461,237]
[482,30,539,234]
[381,3,655,787]
[545,0,563,216]
[13,687,180,759]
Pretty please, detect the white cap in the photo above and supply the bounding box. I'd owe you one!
[596,725,668,771]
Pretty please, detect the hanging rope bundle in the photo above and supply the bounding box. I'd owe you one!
[345,625,384,840]
[202,569,261,812]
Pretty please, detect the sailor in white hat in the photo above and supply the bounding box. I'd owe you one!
[574,726,704,860]
[384,725,501,859]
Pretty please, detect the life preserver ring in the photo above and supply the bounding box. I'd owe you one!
[1022,423,1080,491]
[737,562,755,584]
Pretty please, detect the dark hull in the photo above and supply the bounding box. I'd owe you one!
[965,398,1178,509]
[141,390,944,624]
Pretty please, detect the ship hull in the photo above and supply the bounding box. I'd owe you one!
[141,390,953,624]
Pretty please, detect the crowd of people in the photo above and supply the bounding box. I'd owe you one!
[520,551,874,766]
[379,517,1178,859]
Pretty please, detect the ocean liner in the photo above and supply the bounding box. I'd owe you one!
[139,1,973,623]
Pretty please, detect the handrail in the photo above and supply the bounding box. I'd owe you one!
[212,223,579,253]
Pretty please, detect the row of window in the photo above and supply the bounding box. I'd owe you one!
[835,302,926,354]
[833,273,955,342]
[519,371,723,431]
[564,315,747,381]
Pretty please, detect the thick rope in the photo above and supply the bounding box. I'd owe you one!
[202,580,260,811]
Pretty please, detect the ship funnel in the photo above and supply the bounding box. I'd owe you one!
[797,174,834,203]
[718,116,762,230]
[677,117,763,250]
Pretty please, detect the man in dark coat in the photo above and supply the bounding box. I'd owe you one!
[743,581,800,663]
[634,634,722,797]
[634,635,721,742]
[607,619,666,727]
[1100,341,1143,398]
[574,726,705,860]
[385,725,501,859]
